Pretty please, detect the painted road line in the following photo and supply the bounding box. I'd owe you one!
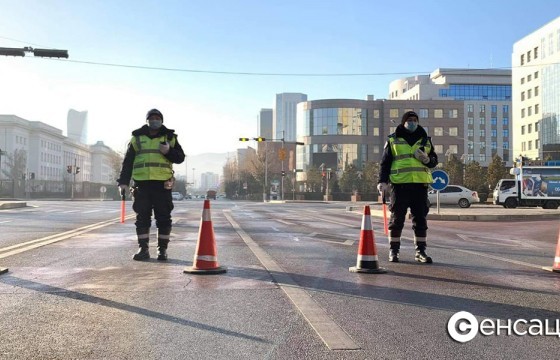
[0,215,135,259]
[454,249,544,269]
[223,210,360,351]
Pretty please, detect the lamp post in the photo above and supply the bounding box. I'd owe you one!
[192,168,196,190]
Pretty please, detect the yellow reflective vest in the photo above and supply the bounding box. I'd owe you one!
[388,136,433,184]
[131,134,176,181]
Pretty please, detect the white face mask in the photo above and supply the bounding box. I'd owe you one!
[148,119,162,130]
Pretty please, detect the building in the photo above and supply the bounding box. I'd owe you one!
[200,172,220,191]
[90,141,120,184]
[273,93,307,142]
[389,68,513,166]
[512,16,560,161]
[295,97,464,182]
[258,108,273,140]
[67,109,88,144]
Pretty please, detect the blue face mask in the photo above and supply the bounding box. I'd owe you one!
[148,119,162,130]
[405,121,418,132]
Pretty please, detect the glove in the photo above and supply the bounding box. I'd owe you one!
[118,184,129,195]
[159,142,170,155]
[377,182,388,194]
[414,149,430,164]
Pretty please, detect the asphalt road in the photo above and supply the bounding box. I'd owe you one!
[0,200,559,359]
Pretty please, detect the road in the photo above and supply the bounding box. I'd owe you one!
[0,200,559,359]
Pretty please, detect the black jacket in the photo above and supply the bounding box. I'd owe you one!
[378,124,438,184]
[117,125,185,186]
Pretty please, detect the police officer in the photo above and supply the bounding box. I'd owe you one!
[117,108,185,261]
[377,111,438,263]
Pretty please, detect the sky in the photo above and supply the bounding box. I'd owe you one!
[0,0,559,176]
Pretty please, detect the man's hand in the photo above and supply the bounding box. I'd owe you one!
[118,184,129,195]
[377,182,388,194]
[159,142,170,155]
[414,149,430,164]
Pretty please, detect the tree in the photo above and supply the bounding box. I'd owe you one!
[487,155,510,190]
[2,149,27,180]
[360,161,380,195]
[305,166,322,192]
[339,164,361,192]
[442,154,463,185]
[464,161,486,192]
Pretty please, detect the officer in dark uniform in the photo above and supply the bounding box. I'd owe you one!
[377,111,438,263]
[117,108,185,261]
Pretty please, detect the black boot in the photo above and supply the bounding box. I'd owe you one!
[157,227,171,261]
[133,228,150,261]
[389,243,400,262]
[415,242,432,264]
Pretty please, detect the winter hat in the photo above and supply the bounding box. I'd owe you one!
[401,111,419,125]
[146,108,164,122]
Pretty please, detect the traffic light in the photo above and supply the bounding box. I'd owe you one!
[281,171,286,177]
[255,137,266,142]
[32,48,69,58]
[239,137,250,141]
[0,47,25,57]
[76,167,80,174]
[67,165,72,174]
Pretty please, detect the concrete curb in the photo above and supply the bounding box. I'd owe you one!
[0,201,27,209]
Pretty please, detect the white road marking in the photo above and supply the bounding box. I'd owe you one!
[454,249,544,269]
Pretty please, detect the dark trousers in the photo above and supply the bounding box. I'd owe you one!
[388,183,429,238]
[132,181,174,229]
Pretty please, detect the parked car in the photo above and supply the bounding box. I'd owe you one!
[171,192,184,201]
[428,185,480,208]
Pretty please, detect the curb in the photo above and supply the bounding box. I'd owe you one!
[0,202,27,210]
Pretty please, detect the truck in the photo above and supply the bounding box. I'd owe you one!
[493,162,560,209]
[206,189,217,200]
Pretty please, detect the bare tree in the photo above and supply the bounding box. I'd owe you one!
[2,149,27,180]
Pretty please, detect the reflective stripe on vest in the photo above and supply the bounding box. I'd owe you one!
[389,137,433,184]
[131,135,176,181]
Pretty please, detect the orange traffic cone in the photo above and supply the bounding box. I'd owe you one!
[543,229,560,273]
[184,200,227,274]
[349,205,387,274]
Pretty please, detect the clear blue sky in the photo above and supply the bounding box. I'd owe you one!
[0,0,559,174]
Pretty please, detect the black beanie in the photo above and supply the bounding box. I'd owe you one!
[401,111,418,125]
[146,108,164,122]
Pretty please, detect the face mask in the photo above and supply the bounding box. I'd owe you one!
[405,121,418,132]
[148,119,162,130]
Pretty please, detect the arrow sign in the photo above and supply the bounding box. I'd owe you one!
[430,170,449,191]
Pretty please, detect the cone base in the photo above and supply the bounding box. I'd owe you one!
[183,266,227,275]
[0,267,8,275]
[349,266,387,274]
[542,266,560,273]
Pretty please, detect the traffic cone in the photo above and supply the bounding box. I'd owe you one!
[184,200,227,274]
[543,228,560,273]
[0,267,7,275]
[349,205,387,274]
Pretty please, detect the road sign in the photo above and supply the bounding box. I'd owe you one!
[431,170,449,191]
[100,186,107,193]
[278,148,286,160]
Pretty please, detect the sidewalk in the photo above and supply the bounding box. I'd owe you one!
[346,203,560,221]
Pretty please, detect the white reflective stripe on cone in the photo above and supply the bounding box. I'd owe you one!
[356,255,378,262]
[195,255,218,262]
[361,215,372,231]
[202,210,212,222]
[554,256,560,264]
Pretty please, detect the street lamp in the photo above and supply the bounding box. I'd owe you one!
[192,168,196,190]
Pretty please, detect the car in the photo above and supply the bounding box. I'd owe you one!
[171,192,184,201]
[428,185,480,208]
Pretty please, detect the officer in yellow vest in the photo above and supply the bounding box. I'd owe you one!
[377,111,438,263]
[117,108,185,261]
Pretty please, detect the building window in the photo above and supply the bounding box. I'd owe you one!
[491,129,497,137]
[479,154,486,162]
[503,117,509,126]
[535,104,539,114]
[528,89,532,99]
[521,125,525,135]
[527,50,531,62]
[480,129,486,137]
[503,105,509,113]
[434,127,443,136]
[390,109,399,118]
[479,117,486,125]
[521,54,525,65]
[491,105,497,113]
[491,117,497,125]
[434,145,443,154]
[534,47,538,59]
[419,109,428,118]
[479,105,486,113]
[534,86,539,96]
[373,145,380,154]
[449,127,458,136]
[521,92,525,101]
[448,145,458,154]
[521,77,525,84]
[491,141,497,149]
[535,121,539,131]
[528,141,532,150]
[467,104,474,113]
[528,106,532,116]
[534,71,539,79]
[373,109,380,118]
[527,74,532,82]
[448,109,458,118]
[536,139,539,148]
[503,130,509,138]
[468,129,474,137]
[434,109,443,118]
[467,117,474,125]
[390,126,396,133]
[373,127,379,136]
[503,141,509,149]
[528,124,532,133]
[521,109,525,118]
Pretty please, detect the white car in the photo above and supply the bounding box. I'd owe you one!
[428,185,480,208]
[171,192,184,201]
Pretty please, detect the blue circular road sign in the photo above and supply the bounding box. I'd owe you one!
[430,170,449,191]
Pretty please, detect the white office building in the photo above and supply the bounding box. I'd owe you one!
[274,93,307,142]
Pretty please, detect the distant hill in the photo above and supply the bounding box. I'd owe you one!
[172,152,231,182]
